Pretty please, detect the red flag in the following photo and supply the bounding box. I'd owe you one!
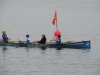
[52,11,57,25]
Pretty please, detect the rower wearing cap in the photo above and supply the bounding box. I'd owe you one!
[37,34,46,44]
[2,30,8,43]
[19,34,30,44]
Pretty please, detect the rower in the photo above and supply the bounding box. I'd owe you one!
[50,35,61,44]
[2,30,9,43]
[37,34,46,44]
[19,34,30,44]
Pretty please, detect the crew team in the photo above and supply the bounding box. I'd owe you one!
[2,30,61,44]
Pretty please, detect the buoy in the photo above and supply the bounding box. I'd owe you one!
[54,30,61,36]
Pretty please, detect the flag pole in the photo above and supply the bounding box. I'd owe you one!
[55,10,58,30]
[56,19,58,30]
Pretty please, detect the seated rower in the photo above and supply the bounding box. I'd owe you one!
[37,34,46,44]
[50,35,61,44]
[2,30,9,43]
[19,34,30,44]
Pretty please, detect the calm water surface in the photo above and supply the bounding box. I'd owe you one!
[0,0,100,75]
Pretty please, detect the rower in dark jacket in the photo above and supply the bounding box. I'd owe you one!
[37,34,46,44]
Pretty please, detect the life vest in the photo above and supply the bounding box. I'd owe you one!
[53,38,61,44]
[57,38,61,44]
[22,38,30,44]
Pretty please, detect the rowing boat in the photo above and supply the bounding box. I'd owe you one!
[0,40,91,49]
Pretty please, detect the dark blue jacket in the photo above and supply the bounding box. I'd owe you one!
[2,33,8,43]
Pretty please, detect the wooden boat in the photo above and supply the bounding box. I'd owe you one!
[0,40,91,49]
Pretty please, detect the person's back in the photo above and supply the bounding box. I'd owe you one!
[23,37,30,44]
[19,34,30,44]
[38,34,46,44]
[26,38,30,43]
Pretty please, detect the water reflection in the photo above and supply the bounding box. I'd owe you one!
[1,47,8,60]
[26,47,29,52]
[40,46,46,50]
[2,47,8,53]
[56,48,62,50]
[41,49,46,54]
